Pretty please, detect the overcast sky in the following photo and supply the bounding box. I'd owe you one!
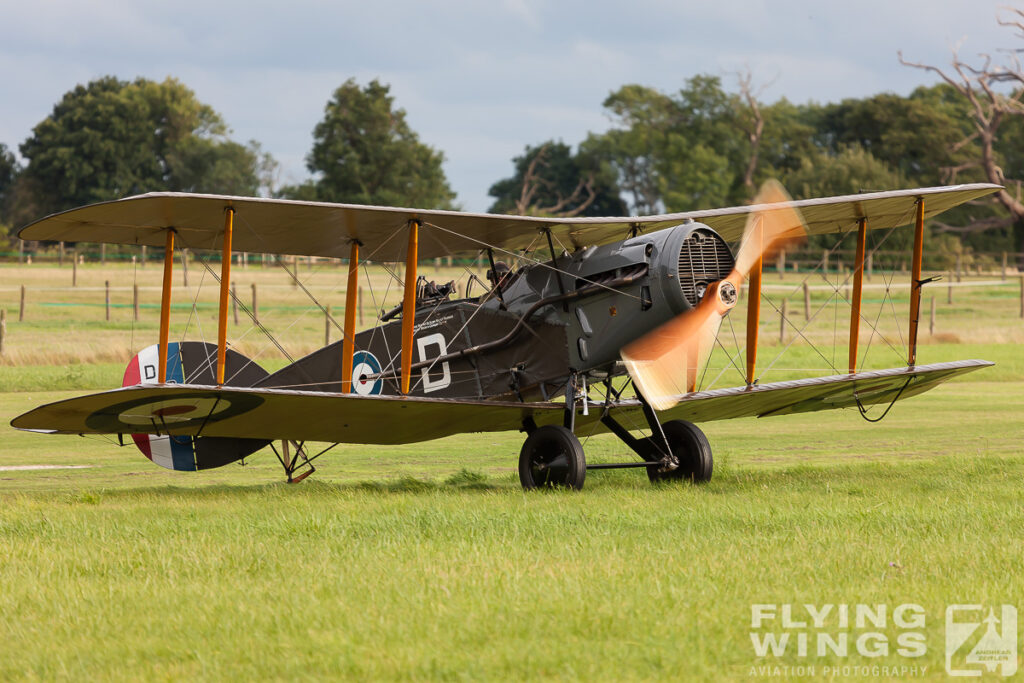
[1,1,1019,211]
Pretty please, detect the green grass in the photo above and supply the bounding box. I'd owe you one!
[1,456,1022,680]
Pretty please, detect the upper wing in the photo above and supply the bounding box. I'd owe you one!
[12,360,990,445]
[17,184,1000,261]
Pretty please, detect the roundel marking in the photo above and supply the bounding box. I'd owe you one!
[351,350,383,395]
[117,396,232,426]
[85,392,265,433]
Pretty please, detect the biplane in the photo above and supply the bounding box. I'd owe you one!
[11,182,1000,489]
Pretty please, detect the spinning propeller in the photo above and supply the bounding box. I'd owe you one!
[621,181,808,410]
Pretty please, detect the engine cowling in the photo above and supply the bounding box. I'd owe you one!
[560,222,735,373]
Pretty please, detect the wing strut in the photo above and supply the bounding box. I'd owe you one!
[341,240,360,394]
[401,219,420,394]
[158,228,175,384]
[907,198,925,366]
[217,206,234,385]
[848,217,867,374]
[744,217,763,386]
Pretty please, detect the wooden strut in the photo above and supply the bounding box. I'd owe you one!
[341,241,360,393]
[217,207,234,385]
[745,217,763,386]
[907,199,925,367]
[158,229,175,383]
[401,220,420,394]
[848,217,867,374]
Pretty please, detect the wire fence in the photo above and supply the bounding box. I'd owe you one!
[1,247,1022,364]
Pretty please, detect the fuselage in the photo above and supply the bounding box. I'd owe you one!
[254,222,735,402]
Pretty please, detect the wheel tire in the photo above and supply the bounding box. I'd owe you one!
[518,425,586,490]
[645,419,713,484]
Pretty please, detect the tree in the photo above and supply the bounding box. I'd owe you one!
[586,76,756,214]
[302,79,455,209]
[899,9,1024,255]
[19,76,267,217]
[585,84,677,215]
[813,88,971,185]
[0,142,20,247]
[0,143,18,220]
[487,141,626,217]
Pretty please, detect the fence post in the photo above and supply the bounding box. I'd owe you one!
[251,283,258,324]
[182,249,189,287]
[59,242,64,267]
[929,296,935,336]
[955,253,962,282]
[105,280,111,321]
[325,305,332,346]
[133,283,139,321]
[777,249,785,279]
[19,285,25,322]
[141,245,147,268]
[18,240,24,264]
[72,249,78,287]
[231,281,238,324]
[947,271,953,305]
[803,282,810,320]
[100,243,106,266]
[1002,252,1008,281]
[0,309,6,355]
[866,253,873,282]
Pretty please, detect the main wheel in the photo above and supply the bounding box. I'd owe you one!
[645,419,713,484]
[518,425,586,490]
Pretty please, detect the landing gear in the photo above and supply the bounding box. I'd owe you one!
[644,419,713,484]
[518,425,586,490]
[271,440,317,483]
[516,376,713,491]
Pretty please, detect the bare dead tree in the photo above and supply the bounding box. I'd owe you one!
[734,68,774,195]
[514,144,598,217]
[932,215,1016,234]
[898,8,1024,231]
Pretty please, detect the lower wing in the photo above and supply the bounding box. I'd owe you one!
[12,360,990,445]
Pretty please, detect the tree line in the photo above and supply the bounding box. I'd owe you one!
[3,11,1024,260]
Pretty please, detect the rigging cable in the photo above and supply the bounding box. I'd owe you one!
[854,376,912,423]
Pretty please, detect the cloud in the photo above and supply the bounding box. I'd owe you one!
[0,0,1017,210]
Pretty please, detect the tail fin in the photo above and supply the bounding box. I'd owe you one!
[123,341,271,470]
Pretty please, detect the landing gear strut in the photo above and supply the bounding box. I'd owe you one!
[271,440,317,483]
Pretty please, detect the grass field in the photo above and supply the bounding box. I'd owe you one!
[1,258,1022,679]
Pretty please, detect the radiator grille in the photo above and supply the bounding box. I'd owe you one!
[677,229,734,306]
